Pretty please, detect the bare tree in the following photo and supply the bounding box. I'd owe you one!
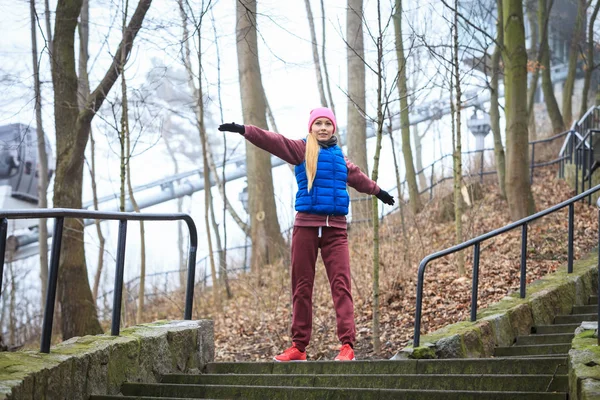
[320,0,336,114]
[304,0,328,107]
[504,0,536,219]
[236,0,286,275]
[394,0,422,215]
[75,0,106,303]
[526,0,540,139]
[369,0,392,355]
[179,0,221,306]
[30,0,50,307]
[347,0,372,222]
[491,0,507,197]
[51,0,152,339]
[580,0,600,114]
[451,0,464,276]
[562,0,587,124]
[538,0,564,133]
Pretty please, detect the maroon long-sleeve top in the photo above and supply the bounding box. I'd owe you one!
[243,125,381,229]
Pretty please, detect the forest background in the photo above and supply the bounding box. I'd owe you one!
[0,0,598,359]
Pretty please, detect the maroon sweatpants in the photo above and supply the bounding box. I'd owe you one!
[290,226,355,352]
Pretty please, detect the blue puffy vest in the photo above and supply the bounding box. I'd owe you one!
[295,144,349,215]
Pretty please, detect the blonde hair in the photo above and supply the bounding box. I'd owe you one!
[305,133,320,192]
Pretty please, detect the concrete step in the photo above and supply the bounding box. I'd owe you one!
[117,383,567,399]
[204,357,568,375]
[554,313,597,324]
[515,333,574,346]
[91,397,195,400]
[160,373,568,392]
[534,323,579,334]
[494,343,571,357]
[572,304,598,314]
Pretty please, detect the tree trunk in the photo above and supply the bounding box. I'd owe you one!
[538,0,564,133]
[371,0,385,355]
[491,0,507,198]
[77,0,105,303]
[89,129,105,302]
[387,117,410,268]
[118,6,147,323]
[413,124,426,191]
[304,0,328,107]
[452,0,465,276]
[178,0,219,306]
[562,0,586,124]
[236,0,286,275]
[161,121,187,290]
[347,0,371,222]
[394,0,422,215]
[504,0,536,220]
[30,0,50,309]
[526,0,539,139]
[43,0,53,55]
[320,0,336,114]
[210,7,232,298]
[580,0,600,115]
[51,0,152,339]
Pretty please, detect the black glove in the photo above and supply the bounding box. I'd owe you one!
[218,122,245,135]
[376,189,395,206]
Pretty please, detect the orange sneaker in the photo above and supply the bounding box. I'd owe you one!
[274,343,307,362]
[334,344,355,361]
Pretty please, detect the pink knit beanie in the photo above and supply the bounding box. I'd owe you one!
[308,107,337,134]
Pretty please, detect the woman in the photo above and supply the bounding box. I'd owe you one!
[218,107,394,361]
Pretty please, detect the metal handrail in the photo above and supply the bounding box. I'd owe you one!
[413,183,600,347]
[0,208,198,353]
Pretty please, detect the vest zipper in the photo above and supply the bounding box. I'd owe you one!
[326,215,329,227]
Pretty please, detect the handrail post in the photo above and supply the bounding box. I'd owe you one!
[184,217,198,320]
[0,218,8,298]
[576,146,580,195]
[40,217,64,353]
[520,223,528,298]
[597,199,600,346]
[413,262,427,348]
[568,203,574,273]
[530,143,536,184]
[589,131,594,205]
[111,220,128,336]
[470,242,480,322]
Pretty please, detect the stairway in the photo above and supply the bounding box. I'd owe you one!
[89,296,597,400]
[90,356,568,399]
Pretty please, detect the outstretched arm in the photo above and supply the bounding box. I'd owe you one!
[219,123,305,165]
[346,158,395,205]
[346,159,380,195]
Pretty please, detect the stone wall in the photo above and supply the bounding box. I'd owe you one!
[569,324,600,400]
[0,319,213,400]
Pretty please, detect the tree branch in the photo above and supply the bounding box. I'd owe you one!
[76,0,152,158]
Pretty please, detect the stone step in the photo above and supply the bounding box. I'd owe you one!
[554,313,597,324]
[590,295,598,304]
[572,304,598,314]
[494,343,571,357]
[91,397,194,400]
[515,333,574,346]
[116,383,567,399]
[160,373,568,392]
[534,323,579,334]
[204,357,568,375]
